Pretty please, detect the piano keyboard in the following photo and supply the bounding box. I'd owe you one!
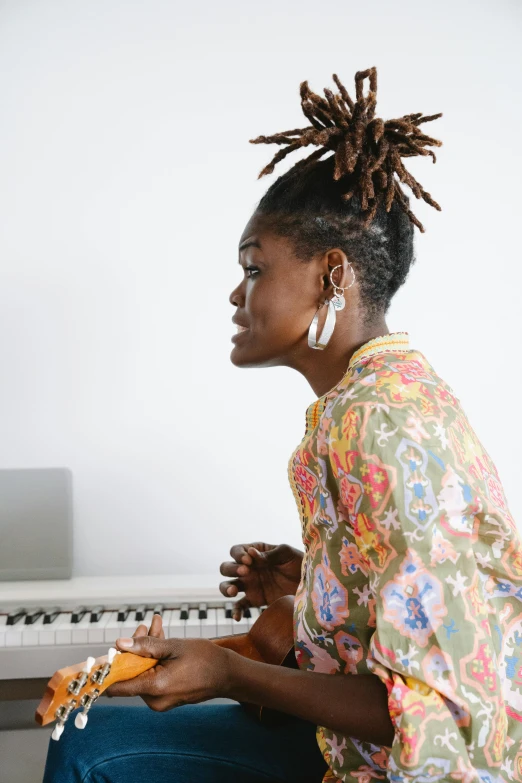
[0,575,266,680]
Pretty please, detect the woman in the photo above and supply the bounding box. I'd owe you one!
[44,67,522,783]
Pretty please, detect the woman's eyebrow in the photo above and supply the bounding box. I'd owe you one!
[238,239,261,253]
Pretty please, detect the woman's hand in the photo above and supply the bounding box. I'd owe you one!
[219,542,304,618]
[105,616,233,711]
[104,613,395,746]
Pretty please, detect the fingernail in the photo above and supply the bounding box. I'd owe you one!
[117,637,134,648]
[227,586,235,595]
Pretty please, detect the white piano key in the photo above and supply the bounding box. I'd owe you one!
[200,607,217,638]
[159,609,172,636]
[87,611,112,644]
[141,610,155,629]
[5,627,24,647]
[39,611,63,646]
[54,613,74,645]
[103,611,123,645]
[185,609,201,638]
[216,607,233,636]
[232,615,250,635]
[167,608,185,638]
[0,616,7,648]
[22,615,47,646]
[72,613,93,645]
[1,612,26,645]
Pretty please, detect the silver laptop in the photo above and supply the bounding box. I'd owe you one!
[0,468,73,581]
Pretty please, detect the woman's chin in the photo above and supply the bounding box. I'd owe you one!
[230,344,255,367]
[230,344,283,369]
[230,330,289,368]
[230,338,265,368]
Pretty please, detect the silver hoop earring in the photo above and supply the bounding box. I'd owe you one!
[308,299,336,350]
[330,263,356,312]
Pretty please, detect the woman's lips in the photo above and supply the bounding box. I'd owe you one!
[231,326,249,342]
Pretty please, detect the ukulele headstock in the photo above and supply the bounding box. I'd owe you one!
[35,647,157,739]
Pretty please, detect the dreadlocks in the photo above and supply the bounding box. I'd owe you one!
[248,67,443,321]
[251,67,442,233]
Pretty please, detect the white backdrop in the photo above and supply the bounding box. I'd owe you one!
[0,0,520,577]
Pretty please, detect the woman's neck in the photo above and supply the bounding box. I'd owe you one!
[297,318,390,399]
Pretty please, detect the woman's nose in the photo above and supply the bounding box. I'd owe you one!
[229,281,244,307]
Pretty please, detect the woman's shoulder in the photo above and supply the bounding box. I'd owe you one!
[326,348,459,426]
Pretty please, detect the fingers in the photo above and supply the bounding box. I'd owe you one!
[219,561,250,578]
[229,544,254,566]
[106,664,166,699]
[219,579,245,598]
[115,633,172,659]
[232,596,251,621]
[128,616,164,640]
[106,624,147,696]
[228,543,277,566]
[106,616,166,698]
[149,613,165,639]
[249,543,294,566]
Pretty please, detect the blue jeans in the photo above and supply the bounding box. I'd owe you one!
[43,702,328,782]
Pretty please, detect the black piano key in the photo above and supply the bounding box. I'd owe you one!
[243,607,252,619]
[71,606,87,624]
[43,606,61,624]
[117,605,130,622]
[225,602,233,619]
[198,603,208,620]
[7,607,26,626]
[152,604,164,617]
[180,603,189,621]
[24,608,45,625]
[134,604,146,621]
[89,605,104,623]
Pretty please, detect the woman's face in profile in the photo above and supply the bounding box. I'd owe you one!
[229,214,323,370]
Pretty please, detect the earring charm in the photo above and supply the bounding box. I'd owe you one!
[330,263,355,311]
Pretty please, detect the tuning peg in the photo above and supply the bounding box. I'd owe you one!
[68,657,96,695]
[82,656,96,674]
[73,688,100,731]
[50,699,78,741]
[51,723,65,740]
[74,712,88,729]
[91,648,121,686]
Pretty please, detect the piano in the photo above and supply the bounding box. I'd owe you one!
[0,575,260,691]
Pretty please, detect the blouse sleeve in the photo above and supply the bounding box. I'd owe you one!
[327,398,505,781]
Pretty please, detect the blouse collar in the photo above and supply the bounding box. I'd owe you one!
[348,331,410,370]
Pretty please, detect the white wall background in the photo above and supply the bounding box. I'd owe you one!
[0,0,520,578]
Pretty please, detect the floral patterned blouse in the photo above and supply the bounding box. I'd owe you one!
[288,332,522,783]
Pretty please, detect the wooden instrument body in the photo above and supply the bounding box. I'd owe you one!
[36,595,296,728]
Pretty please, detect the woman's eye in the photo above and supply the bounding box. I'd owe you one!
[245,266,259,278]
